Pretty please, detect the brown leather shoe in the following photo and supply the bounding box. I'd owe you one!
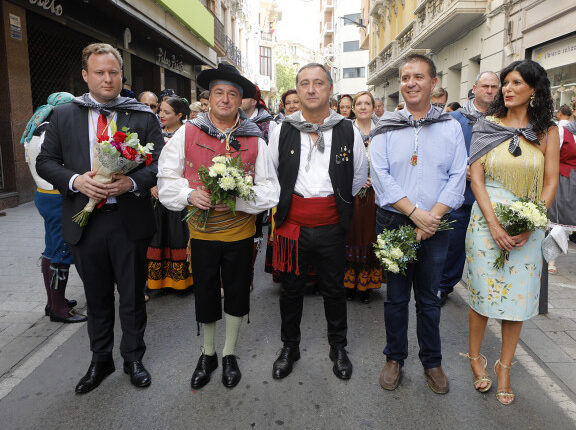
[424,366,450,394]
[379,360,402,391]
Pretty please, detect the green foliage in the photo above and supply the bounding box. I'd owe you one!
[276,57,298,101]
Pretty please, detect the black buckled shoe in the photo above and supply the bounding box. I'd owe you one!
[272,346,300,380]
[123,361,151,388]
[75,361,115,394]
[49,309,87,323]
[222,355,241,388]
[329,347,353,380]
[44,299,78,316]
[190,353,218,389]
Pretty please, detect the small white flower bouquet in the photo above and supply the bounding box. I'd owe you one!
[184,155,255,230]
[492,198,549,269]
[373,225,419,275]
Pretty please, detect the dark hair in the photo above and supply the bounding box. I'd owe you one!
[487,60,554,136]
[199,90,210,100]
[281,89,297,106]
[559,104,573,117]
[296,63,333,87]
[446,102,461,111]
[162,96,190,123]
[398,53,437,79]
[338,94,355,119]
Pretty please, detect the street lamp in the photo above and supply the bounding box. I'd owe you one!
[338,16,366,28]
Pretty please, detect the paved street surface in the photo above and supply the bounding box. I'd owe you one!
[1,202,576,429]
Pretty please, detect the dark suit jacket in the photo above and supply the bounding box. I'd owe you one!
[36,102,165,245]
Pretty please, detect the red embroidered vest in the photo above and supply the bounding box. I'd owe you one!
[183,122,258,187]
[183,122,259,242]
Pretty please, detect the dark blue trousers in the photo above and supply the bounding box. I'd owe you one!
[376,209,448,368]
[439,205,472,294]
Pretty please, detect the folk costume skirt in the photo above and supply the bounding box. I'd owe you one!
[344,188,383,291]
[146,201,193,291]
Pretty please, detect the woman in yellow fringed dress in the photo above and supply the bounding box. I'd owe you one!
[464,60,559,405]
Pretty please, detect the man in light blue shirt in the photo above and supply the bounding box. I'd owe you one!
[370,54,467,394]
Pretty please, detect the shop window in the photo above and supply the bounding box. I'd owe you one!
[343,41,360,52]
[343,67,365,79]
[260,46,272,77]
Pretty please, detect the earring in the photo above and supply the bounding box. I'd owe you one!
[530,93,535,108]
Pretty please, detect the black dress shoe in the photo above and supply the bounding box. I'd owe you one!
[49,309,87,323]
[272,346,300,379]
[329,347,353,380]
[190,353,218,389]
[222,355,241,388]
[44,299,78,316]
[360,290,371,304]
[123,361,151,387]
[75,361,115,394]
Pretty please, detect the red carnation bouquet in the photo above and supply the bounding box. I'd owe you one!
[72,120,154,226]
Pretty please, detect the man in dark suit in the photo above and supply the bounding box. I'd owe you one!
[36,43,164,394]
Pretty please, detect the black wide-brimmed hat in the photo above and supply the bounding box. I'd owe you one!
[197,63,256,99]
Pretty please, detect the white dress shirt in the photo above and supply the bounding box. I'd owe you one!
[268,112,367,197]
[68,94,137,203]
[157,124,280,213]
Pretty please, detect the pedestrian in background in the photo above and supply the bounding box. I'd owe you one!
[465,60,559,405]
[282,89,301,117]
[344,91,383,303]
[138,91,159,114]
[445,102,461,112]
[371,54,466,394]
[547,104,576,274]
[337,94,355,119]
[189,101,202,119]
[374,97,385,119]
[438,71,500,306]
[21,92,86,324]
[199,90,210,113]
[431,87,448,110]
[147,96,193,296]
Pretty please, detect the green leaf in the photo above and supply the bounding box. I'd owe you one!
[110,120,117,135]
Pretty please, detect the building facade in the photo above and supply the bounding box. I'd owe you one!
[366,0,576,110]
[320,0,369,98]
[0,0,218,209]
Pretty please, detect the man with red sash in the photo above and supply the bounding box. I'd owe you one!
[269,63,367,380]
[157,64,280,389]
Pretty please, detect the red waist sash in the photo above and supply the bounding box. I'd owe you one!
[272,194,340,275]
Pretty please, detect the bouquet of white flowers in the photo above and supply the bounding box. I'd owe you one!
[374,218,455,274]
[492,198,549,269]
[184,155,255,230]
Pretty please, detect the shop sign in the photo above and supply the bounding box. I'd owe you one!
[28,0,63,17]
[157,48,184,72]
[9,14,22,40]
[532,35,576,70]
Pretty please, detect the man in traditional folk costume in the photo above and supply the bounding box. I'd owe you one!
[269,63,367,380]
[158,64,280,389]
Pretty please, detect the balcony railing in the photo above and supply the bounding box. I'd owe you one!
[412,0,488,50]
[214,16,225,49]
[224,35,242,69]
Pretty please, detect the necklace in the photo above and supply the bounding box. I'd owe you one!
[410,125,423,166]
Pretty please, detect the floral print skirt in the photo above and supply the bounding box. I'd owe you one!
[465,180,543,321]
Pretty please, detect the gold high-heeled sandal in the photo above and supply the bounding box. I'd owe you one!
[494,359,516,405]
[460,352,492,393]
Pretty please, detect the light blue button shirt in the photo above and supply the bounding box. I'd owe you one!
[370,106,467,213]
